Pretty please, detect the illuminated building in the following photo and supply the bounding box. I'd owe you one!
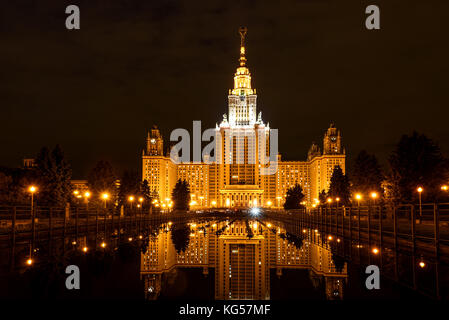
[140,220,347,300]
[142,125,177,203]
[142,27,345,208]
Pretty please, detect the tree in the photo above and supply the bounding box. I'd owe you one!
[283,183,305,210]
[171,179,190,211]
[328,165,351,205]
[351,150,383,196]
[117,170,140,207]
[140,179,152,209]
[171,223,191,253]
[88,160,116,196]
[34,145,72,206]
[388,132,449,202]
[318,189,327,206]
[141,180,151,202]
[50,145,72,205]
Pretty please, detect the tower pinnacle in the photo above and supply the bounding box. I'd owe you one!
[231,27,253,95]
[239,26,247,66]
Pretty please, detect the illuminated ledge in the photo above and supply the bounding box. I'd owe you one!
[219,185,264,192]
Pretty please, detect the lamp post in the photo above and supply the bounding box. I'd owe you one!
[73,190,80,206]
[101,193,109,209]
[138,197,144,217]
[84,191,91,210]
[417,187,423,222]
[28,186,37,215]
[327,198,332,209]
[128,196,135,210]
[370,192,378,204]
[335,197,340,208]
[355,194,362,207]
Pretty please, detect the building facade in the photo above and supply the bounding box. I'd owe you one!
[142,28,345,208]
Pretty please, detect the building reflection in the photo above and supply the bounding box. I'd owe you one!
[141,220,347,300]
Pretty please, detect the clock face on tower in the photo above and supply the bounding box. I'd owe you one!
[331,136,337,142]
[150,138,156,144]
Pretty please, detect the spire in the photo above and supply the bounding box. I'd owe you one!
[239,27,247,66]
[231,27,254,95]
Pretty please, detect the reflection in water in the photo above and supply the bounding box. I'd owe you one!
[141,219,347,300]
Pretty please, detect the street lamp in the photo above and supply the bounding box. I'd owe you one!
[84,191,91,210]
[28,185,37,215]
[355,193,362,207]
[335,197,340,208]
[417,187,423,221]
[441,185,448,191]
[101,193,109,209]
[327,198,332,209]
[370,191,378,206]
[139,197,144,212]
[128,196,135,210]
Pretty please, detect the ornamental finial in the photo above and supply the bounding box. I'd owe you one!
[239,27,247,66]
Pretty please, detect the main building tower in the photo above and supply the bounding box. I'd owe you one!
[142,27,346,209]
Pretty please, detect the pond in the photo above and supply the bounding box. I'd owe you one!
[0,216,444,300]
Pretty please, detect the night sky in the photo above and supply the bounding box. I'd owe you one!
[1,0,448,178]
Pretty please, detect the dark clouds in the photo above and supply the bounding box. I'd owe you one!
[0,0,448,177]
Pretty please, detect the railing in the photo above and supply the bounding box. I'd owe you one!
[265,203,449,300]
[267,203,449,256]
[0,204,231,273]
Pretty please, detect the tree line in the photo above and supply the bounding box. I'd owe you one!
[284,131,449,209]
